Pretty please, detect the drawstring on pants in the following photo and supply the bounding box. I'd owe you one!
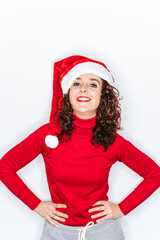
[76,221,94,240]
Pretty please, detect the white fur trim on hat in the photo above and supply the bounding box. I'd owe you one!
[45,135,59,148]
[61,62,114,94]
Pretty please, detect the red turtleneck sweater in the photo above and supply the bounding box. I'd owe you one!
[0,113,160,226]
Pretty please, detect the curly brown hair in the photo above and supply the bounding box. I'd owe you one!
[54,79,123,152]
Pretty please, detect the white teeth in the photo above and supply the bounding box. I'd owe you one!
[77,98,90,100]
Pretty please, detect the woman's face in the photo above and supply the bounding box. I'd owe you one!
[69,73,103,118]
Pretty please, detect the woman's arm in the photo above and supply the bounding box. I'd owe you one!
[0,123,50,210]
[115,134,160,216]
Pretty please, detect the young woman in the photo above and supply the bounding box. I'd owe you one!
[0,55,160,240]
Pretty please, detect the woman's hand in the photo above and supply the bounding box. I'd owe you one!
[34,201,69,227]
[88,200,124,223]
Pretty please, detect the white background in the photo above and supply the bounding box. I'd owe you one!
[0,0,160,239]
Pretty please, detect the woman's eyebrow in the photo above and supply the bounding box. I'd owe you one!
[76,77,100,85]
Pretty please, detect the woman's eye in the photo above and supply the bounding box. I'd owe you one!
[72,82,97,87]
[73,82,79,86]
[90,84,97,87]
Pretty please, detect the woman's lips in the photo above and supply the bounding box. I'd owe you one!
[77,97,91,102]
[77,99,91,102]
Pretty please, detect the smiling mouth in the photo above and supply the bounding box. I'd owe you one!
[77,98,91,102]
[77,99,91,102]
[76,96,91,102]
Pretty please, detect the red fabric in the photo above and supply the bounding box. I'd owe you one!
[0,114,160,226]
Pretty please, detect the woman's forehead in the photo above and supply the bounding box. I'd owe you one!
[77,73,102,79]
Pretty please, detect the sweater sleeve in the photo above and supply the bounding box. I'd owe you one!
[0,123,50,211]
[116,134,160,216]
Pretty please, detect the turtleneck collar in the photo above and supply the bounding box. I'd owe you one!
[72,113,97,135]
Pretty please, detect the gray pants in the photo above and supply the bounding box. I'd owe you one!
[40,218,125,240]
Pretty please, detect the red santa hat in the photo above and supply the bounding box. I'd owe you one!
[45,55,115,149]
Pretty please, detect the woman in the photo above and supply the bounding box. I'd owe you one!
[0,55,160,240]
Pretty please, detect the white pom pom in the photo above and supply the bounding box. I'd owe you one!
[45,135,59,148]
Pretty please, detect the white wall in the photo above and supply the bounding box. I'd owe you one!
[0,0,160,239]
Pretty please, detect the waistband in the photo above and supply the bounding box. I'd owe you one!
[52,218,119,234]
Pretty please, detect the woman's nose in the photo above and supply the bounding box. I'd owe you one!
[80,85,87,92]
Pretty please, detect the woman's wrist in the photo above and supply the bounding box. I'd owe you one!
[116,204,124,217]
